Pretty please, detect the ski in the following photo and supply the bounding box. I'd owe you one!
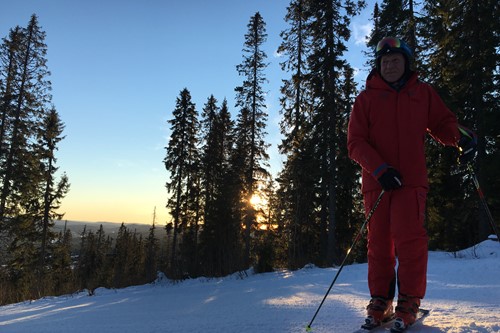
[352,309,430,333]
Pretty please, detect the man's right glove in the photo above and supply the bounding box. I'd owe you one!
[458,125,477,164]
[377,167,403,191]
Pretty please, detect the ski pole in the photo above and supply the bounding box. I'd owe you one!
[466,163,500,241]
[306,189,385,332]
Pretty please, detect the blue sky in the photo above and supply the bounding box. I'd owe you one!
[0,0,376,225]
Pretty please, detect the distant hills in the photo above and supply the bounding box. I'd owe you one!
[53,220,162,251]
[53,220,154,236]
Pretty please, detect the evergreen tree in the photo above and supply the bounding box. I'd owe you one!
[200,95,220,212]
[5,214,39,300]
[113,223,130,288]
[36,108,69,270]
[129,231,146,284]
[274,0,366,268]
[0,26,23,181]
[253,177,278,273]
[305,0,365,265]
[76,228,99,295]
[0,15,69,300]
[366,0,415,69]
[367,0,412,44]
[164,88,200,278]
[334,65,365,262]
[419,1,468,250]
[95,225,113,288]
[234,12,271,267]
[49,229,74,295]
[0,15,52,221]
[214,99,244,275]
[144,221,160,283]
[195,95,221,276]
[420,0,500,247]
[198,97,244,276]
[276,0,319,269]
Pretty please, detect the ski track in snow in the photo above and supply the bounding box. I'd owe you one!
[0,240,499,332]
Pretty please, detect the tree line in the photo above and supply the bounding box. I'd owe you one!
[1,0,498,305]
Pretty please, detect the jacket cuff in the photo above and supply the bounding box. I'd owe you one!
[372,163,389,178]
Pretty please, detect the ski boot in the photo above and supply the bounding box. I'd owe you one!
[390,295,420,332]
[361,297,394,330]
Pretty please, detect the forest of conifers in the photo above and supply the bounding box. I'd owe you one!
[0,0,498,305]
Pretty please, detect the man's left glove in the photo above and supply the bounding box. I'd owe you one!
[457,125,477,164]
[377,167,403,191]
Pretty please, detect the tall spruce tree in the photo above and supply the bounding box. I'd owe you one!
[199,95,222,276]
[144,221,159,283]
[366,0,415,69]
[198,97,243,276]
[276,0,320,269]
[0,15,69,300]
[275,0,366,268]
[415,0,466,250]
[367,0,412,43]
[113,223,131,288]
[164,88,200,278]
[420,0,500,247]
[234,12,270,267]
[200,95,220,221]
[216,99,244,274]
[333,65,365,262]
[37,108,69,270]
[0,15,52,221]
[305,0,365,265]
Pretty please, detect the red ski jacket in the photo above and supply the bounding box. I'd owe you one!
[347,70,460,193]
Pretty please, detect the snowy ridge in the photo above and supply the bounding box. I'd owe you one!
[0,240,499,333]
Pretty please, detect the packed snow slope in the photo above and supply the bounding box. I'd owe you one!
[1,240,499,333]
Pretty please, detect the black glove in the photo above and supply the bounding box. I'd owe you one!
[458,126,477,164]
[377,167,403,191]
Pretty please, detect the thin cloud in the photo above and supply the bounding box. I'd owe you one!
[352,66,361,78]
[352,22,372,46]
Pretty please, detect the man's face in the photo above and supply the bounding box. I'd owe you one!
[380,53,406,83]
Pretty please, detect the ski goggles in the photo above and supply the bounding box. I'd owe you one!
[376,37,402,54]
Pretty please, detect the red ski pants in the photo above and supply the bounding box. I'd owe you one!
[364,187,428,299]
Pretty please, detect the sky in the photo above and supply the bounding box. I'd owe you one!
[0,239,499,332]
[0,0,376,225]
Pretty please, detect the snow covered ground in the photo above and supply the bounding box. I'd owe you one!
[0,240,499,333]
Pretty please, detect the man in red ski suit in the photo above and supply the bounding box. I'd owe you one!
[347,37,476,331]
